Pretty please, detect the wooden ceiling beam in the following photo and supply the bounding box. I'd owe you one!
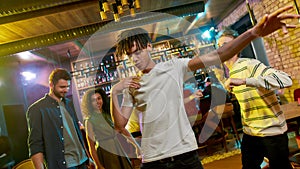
[0,1,206,58]
[0,0,97,25]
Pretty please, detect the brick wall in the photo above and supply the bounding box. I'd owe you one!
[217,0,300,102]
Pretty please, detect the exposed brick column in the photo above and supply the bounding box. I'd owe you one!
[217,0,300,102]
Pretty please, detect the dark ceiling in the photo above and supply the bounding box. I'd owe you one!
[0,0,244,66]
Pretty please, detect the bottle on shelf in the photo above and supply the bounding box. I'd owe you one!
[110,55,115,67]
[80,64,84,76]
[105,59,110,68]
[73,64,79,76]
[114,70,118,79]
[85,62,90,77]
[128,67,133,76]
[131,67,137,76]
[90,61,95,71]
[120,69,126,79]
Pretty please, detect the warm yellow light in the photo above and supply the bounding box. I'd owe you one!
[114,14,120,22]
[130,8,135,17]
[100,11,107,20]
[103,1,110,12]
[135,0,140,9]
[117,5,124,14]
[121,0,128,6]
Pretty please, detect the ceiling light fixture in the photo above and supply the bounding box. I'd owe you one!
[99,0,140,22]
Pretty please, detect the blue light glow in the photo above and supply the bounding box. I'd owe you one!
[201,30,211,39]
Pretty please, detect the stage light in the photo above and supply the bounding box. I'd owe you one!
[201,30,211,39]
[201,27,216,40]
[21,71,36,81]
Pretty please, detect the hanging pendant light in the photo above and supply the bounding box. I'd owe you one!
[98,0,141,22]
[112,3,120,22]
[121,0,128,7]
[135,0,140,9]
[116,0,124,15]
[102,0,110,12]
[99,1,108,20]
[128,0,135,17]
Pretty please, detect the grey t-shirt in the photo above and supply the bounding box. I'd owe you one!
[59,101,88,168]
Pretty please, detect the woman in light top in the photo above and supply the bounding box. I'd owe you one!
[81,88,133,169]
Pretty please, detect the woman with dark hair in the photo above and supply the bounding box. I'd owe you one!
[81,88,133,169]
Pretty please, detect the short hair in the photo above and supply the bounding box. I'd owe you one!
[215,27,239,39]
[49,68,71,85]
[116,27,151,57]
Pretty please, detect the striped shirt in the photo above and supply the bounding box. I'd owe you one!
[229,58,292,137]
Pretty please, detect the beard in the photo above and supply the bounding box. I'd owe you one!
[53,89,65,99]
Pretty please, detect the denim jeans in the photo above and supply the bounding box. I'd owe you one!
[141,150,204,169]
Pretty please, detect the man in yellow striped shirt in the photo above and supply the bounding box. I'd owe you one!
[217,27,293,169]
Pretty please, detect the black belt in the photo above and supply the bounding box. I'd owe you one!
[131,131,142,138]
[148,150,197,164]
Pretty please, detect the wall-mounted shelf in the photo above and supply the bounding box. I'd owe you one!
[70,33,216,103]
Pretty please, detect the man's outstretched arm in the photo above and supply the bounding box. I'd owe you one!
[188,5,300,71]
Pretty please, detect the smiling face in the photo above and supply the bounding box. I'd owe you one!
[50,79,70,100]
[91,92,103,113]
[128,41,155,72]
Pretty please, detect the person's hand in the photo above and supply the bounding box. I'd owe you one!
[192,90,203,100]
[251,5,300,37]
[135,144,142,160]
[224,78,246,91]
[125,138,142,159]
[111,76,141,94]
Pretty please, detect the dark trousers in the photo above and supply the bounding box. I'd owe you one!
[141,150,203,169]
[241,133,293,169]
[67,161,88,169]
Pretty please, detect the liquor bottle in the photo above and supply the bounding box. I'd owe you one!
[110,55,115,67]
[80,64,84,76]
[90,61,95,71]
[73,64,78,76]
[93,77,98,85]
[132,67,137,76]
[120,69,126,79]
[128,67,133,76]
[106,71,110,82]
[85,62,89,71]
[109,72,114,81]
[77,79,81,88]
[85,62,90,77]
[114,70,118,79]
[97,75,102,84]
[102,75,106,83]
[105,59,110,68]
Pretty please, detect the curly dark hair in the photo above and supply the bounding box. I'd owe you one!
[116,27,151,57]
[81,87,111,120]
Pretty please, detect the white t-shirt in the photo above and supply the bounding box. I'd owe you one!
[122,58,198,163]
